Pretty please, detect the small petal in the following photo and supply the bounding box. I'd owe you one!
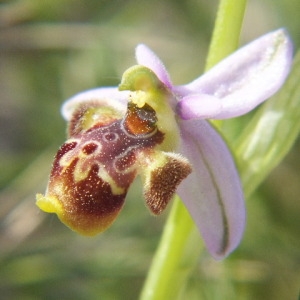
[61,87,129,121]
[136,44,173,89]
[177,94,222,120]
[177,29,293,119]
[178,120,245,259]
[138,150,192,214]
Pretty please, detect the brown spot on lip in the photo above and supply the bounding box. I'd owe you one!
[82,143,98,155]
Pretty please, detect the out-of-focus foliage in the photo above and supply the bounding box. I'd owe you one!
[0,0,299,299]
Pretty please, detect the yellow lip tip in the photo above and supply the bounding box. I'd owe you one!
[36,193,62,214]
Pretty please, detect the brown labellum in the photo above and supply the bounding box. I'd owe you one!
[37,101,171,235]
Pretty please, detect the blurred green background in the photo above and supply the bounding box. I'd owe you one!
[0,0,299,299]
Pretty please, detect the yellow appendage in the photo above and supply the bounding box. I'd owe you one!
[36,193,63,214]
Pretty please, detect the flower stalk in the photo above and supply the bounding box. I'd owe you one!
[205,0,247,70]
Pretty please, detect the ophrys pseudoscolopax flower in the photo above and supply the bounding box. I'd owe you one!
[36,29,292,259]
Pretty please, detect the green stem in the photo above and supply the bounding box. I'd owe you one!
[140,0,247,299]
[205,0,247,70]
[207,0,247,129]
[139,198,200,300]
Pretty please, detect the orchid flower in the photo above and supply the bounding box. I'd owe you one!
[36,29,292,259]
